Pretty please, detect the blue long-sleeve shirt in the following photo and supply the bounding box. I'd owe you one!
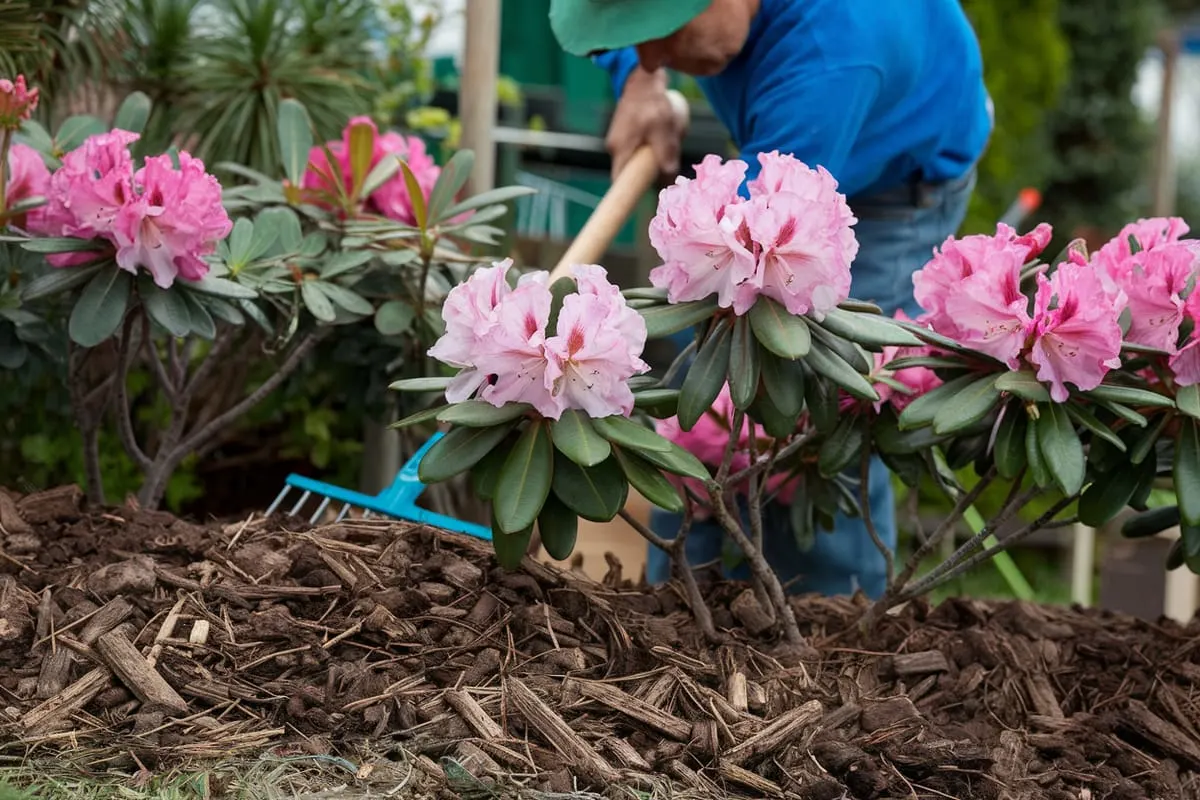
[592,0,992,200]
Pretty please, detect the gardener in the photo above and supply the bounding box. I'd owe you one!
[548,0,993,600]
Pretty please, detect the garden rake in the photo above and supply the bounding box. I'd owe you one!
[265,91,693,538]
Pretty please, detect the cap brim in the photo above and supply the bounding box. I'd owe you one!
[549,0,711,57]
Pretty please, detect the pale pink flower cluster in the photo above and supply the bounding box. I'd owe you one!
[4,143,50,228]
[0,75,39,129]
[870,309,943,413]
[655,384,800,520]
[648,151,858,319]
[32,130,232,288]
[428,259,650,420]
[911,219,1200,402]
[302,116,440,226]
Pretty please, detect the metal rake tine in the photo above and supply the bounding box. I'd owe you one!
[335,503,351,522]
[265,485,291,516]
[308,496,332,524]
[288,490,312,517]
[362,510,373,519]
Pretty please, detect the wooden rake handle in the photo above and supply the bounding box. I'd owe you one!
[546,90,691,283]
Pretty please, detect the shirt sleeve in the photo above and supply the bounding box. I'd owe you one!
[590,48,641,98]
[737,64,884,199]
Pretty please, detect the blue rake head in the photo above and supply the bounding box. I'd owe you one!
[265,430,493,540]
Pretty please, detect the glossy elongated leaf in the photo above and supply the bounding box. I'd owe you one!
[633,389,680,418]
[494,421,554,534]
[391,376,452,393]
[277,99,313,187]
[677,318,732,430]
[815,307,921,349]
[884,355,966,372]
[190,274,259,299]
[20,263,103,303]
[1177,384,1200,420]
[441,185,537,220]
[68,268,131,347]
[897,373,980,430]
[492,524,534,570]
[418,423,515,483]
[113,91,152,134]
[1037,402,1085,496]
[1095,399,1148,428]
[537,493,579,561]
[1167,538,1186,571]
[804,363,839,435]
[1129,411,1170,465]
[21,236,105,254]
[873,408,946,455]
[389,404,448,430]
[729,315,761,410]
[471,443,509,501]
[818,414,865,478]
[54,115,106,152]
[1025,412,1050,488]
[361,156,402,198]
[551,409,611,467]
[546,276,575,335]
[591,414,673,454]
[399,160,430,231]
[880,450,926,488]
[438,400,531,427]
[1084,383,1174,409]
[807,319,870,373]
[932,373,1001,435]
[748,390,796,439]
[552,456,628,522]
[613,448,684,513]
[1121,505,1181,539]
[995,370,1051,403]
[758,344,804,419]
[1175,418,1200,526]
[805,337,877,401]
[639,298,719,339]
[748,296,811,358]
[1064,403,1127,452]
[1078,460,1143,527]
[427,149,475,225]
[635,439,710,481]
[992,402,1028,480]
[139,276,192,337]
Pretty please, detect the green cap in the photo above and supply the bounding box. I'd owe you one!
[549,0,712,57]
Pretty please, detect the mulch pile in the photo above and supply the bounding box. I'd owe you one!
[1,485,1199,799]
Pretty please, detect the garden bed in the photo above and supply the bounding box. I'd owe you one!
[0,486,1198,799]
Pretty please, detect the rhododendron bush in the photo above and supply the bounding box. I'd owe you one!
[1,75,532,510]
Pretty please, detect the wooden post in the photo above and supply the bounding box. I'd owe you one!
[1152,28,1180,217]
[461,0,502,196]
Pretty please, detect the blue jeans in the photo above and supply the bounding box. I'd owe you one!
[647,168,977,600]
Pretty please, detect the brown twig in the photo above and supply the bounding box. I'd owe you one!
[860,446,894,585]
[142,315,178,406]
[113,314,151,471]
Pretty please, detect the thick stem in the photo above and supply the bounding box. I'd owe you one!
[114,314,151,471]
[619,506,719,643]
[745,435,774,616]
[67,343,107,505]
[860,447,894,584]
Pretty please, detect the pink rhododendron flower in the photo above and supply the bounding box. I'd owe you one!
[1028,260,1123,402]
[301,116,442,226]
[36,129,139,243]
[912,222,1050,367]
[1170,291,1200,386]
[0,75,38,129]
[428,261,650,420]
[111,151,232,288]
[655,383,799,519]
[871,310,943,413]
[4,142,50,229]
[647,152,856,317]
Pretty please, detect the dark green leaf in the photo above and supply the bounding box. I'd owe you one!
[551,409,611,467]
[1079,460,1144,527]
[471,442,511,501]
[815,307,921,349]
[633,389,680,418]
[758,344,804,419]
[21,263,103,302]
[803,363,839,435]
[1025,412,1050,488]
[1094,399,1148,428]
[636,440,710,481]
[190,274,259,299]
[748,390,797,439]
[375,300,416,336]
[418,423,516,483]
[1084,383,1174,409]
[879,450,926,488]
[884,355,967,372]
[806,319,871,374]
[728,315,760,410]
[748,297,810,358]
[818,414,866,478]
[552,456,628,522]
[68,269,131,347]
[494,421,554,534]
[805,337,877,402]
[301,281,335,322]
[537,493,579,561]
[1037,403,1085,496]
[897,373,980,431]
[139,276,191,337]
[546,277,575,336]
[1167,538,1186,571]
[318,282,374,317]
[20,236,106,254]
[993,402,1028,480]
[788,481,815,551]
[613,448,684,513]
[1129,411,1171,465]
[677,318,733,430]
[1175,418,1200,527]
[932,373,1001,435]
[492,524,534,570]
[995,370,1052,403]
[1177,384,1200,420]
[1064,403,1127,453]
[639,298,719,340]
[591,414,672,454]
[1121,505,1181,539]
[389,404,448,430]
[179,289,216,340]
[945,432,989,471]
[438,400,532,427]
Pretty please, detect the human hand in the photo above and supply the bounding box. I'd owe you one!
[605,67,684,181]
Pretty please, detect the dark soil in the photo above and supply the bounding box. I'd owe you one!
[2,485,1200,799]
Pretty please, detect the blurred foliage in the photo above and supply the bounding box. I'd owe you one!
[958,0,1069,234]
